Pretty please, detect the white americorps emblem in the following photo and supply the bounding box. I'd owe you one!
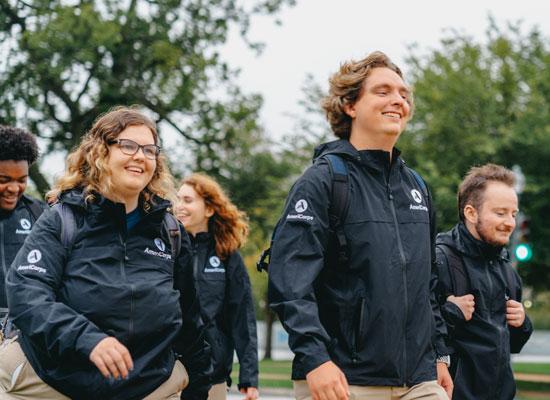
[209,256,221,268]
[20,218,31,230]
[27,249,42,264]
[411,189,423,204]
[154,238,166,252]
[295,199,308,213]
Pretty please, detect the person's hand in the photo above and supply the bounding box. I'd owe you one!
[436,362,453,399]
[506,299,526,328]
[305,361,349,400]
[89,337,133,380]
[447,294,475,321]
[239,386,259,400]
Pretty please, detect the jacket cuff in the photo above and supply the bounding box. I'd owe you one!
[442,301,466,328]
[301,351,332,376]
[75,331,109,358]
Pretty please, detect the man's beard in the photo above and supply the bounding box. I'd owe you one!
[475,220,511,247]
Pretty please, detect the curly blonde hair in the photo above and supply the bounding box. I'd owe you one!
[182,173,249,259]
[321,51,413,139]
[47,106,175,209]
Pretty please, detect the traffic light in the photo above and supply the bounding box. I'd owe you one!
[514,217,533,262]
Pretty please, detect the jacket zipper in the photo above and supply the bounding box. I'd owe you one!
[387,183,408,386]
[119,232,134,342]
[486,260,505,397]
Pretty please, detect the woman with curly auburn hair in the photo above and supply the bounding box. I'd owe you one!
[1,107,211,400]
[176,174,258,400]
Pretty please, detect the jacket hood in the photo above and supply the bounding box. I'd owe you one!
[58,188,171,214]
[313,139,360,162]
[437,223,507,261]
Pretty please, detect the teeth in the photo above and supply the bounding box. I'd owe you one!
[383,112,400,118]
[126,167,143,173]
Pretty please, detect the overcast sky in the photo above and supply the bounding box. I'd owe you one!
[220,0,550,138]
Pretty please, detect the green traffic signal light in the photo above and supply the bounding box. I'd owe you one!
[515,243,533,262]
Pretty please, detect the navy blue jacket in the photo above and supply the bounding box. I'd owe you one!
[268,140,447,386]
[436,223,533,400]
[190,232,258,389]
[1,194,46,316]
[7,190,211,400]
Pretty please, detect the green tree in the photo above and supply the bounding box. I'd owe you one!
[401,19,550,288]
[0,0,294,193]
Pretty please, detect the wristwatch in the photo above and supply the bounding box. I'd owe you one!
[436,355,451,367]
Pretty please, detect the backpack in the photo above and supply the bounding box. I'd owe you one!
[436,243,518,300]
[21,195,45,223]
[52,203,181,259]
[257,154,429,272]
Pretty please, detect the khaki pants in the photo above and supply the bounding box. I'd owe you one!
[0,337,188,400]
[294,380,448,400]
[207,382,228,400]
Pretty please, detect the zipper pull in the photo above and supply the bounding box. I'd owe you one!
[387,185,394,200]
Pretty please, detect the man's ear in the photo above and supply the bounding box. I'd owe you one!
[343,102,356,118]
[463,204,478,224]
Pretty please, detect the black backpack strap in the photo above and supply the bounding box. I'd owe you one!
[22,195,45,222]
[52,203,77,250]
[162,213,181,260]
[408,168,428,197]
[324,154,350,267]
[437,243,470,296]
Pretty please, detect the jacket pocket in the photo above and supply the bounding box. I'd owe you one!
[354,297,367,351]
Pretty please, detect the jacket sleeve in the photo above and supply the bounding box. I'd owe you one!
[428,193,453,358]
[268,162,333,375]
[6,207,108,359]
[226,252,259,389]
[175,229,212,400]
[509,270,533,354]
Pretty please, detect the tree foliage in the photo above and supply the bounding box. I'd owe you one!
[400,19,550,288]
[0,0,294,191]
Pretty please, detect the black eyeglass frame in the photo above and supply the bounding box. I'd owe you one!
[108,138,161,160]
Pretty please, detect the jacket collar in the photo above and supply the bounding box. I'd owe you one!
[58,188,171,216]
[313,139,402,173]
[439,222,507,261]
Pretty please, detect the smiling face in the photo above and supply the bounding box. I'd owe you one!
[345,67,411,147]
[106,125,156,210]
[464,181,518,247]
[0,160,29,211]
[175,184,213,235]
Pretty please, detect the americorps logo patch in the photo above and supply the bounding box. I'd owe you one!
[154,238,166,252]
[295,199,308,213]
[20,218,31,230]
[27,249,42,264]
[411,189,422,203]
[209,256,221,267]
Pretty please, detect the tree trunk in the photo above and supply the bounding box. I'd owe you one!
[263,291,274,360]
[29,163,51,197]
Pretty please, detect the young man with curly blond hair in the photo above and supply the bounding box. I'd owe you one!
[269,51,452,400]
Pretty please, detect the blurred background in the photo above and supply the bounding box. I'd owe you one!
[1,1,549,398]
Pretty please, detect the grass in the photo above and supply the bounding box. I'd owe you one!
[513,363,550,375]
[230,360,550,394]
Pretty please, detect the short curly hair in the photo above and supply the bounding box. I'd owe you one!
[458,164,516,222]
[321,51,413,139]
[0,125,39,164]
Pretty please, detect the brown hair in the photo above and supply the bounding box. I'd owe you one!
[458,163,516,222]
[47,106,175,209]
[182,173,249,259]
[321,51,412,139]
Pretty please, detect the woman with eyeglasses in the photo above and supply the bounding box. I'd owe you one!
[176,174,258,400]
[0,107,211,399]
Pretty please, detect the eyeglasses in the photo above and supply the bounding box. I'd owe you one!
[109,138,161,160]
